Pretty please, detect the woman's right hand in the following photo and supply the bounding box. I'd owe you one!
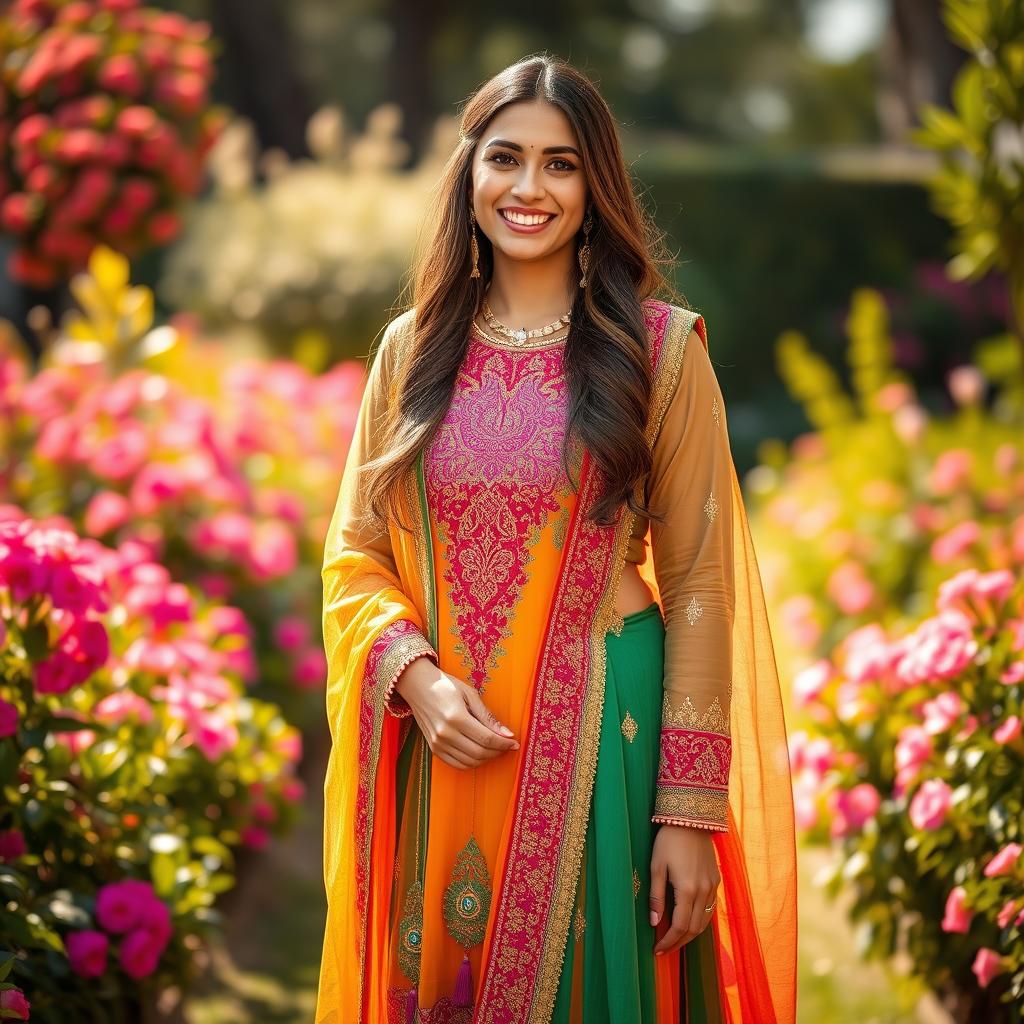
[395,656,520,770]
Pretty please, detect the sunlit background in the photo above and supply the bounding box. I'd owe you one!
[1,0,1022,1021]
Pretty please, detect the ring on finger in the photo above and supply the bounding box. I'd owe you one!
[703,900,716,913]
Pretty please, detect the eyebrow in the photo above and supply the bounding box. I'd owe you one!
[483,138,581,158]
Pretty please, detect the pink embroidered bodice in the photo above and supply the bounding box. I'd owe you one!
[423,330,578,692]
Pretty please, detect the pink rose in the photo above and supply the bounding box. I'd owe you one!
[983,842,1022,878]
[273,616,309,652]
[940,886,973,934]
[294,647,328,690]
[994,715,1021,745]
[793,659,832,708]
[971,947,1003,989]
[84,491,132,537]
[94,690,154,726]
[1001,661,1024,686]
[0,988,30,1020]
[997,899,1021,929]
[66,929,109,978]
[931,521,981,565]
[974,569,1015,605]
[0,829,27,862]
[842,623,894,684]
[894,611,978,687]
[187,707,239,761]
[908,778,952,831]
[936,568,980,612]
[827,562,876,615]
[921,692,965,735]
[929,449,973,496]
[95,878,156,933]
[0,698,18,738]
[829,783,880,838]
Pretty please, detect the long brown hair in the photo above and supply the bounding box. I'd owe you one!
[364,53,685,533]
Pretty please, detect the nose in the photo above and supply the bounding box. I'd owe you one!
[510,160,546,202]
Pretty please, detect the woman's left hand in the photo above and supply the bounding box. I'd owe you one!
[649,824,722,955]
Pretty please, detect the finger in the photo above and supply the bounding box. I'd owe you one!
[433,746,475,770]
[656,887,694,954]
[648,859,666,928]
[688,886,715,938]
[462,688,520,749]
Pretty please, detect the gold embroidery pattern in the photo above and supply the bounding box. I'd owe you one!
[685,594,703,626]
[712,395,720,425]
[377,624,437,716]
[620,710,638,743]
[610,608,624,636]
[552,512,568,551]
[573,907,586,941]
[704,490,719,524]
[653,788,729,830]
[632,868,641,900]
[661,691,731,736]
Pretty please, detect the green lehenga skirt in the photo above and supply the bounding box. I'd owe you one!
[551,600,723,1024]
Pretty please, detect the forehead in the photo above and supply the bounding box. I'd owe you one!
[480,99,579,149]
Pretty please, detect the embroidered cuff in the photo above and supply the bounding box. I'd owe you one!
[367,619,438,719]
[652,726,731,832]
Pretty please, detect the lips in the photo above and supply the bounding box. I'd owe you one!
[498,208,557,232]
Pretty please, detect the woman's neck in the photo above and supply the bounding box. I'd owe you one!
[485,251,576,330]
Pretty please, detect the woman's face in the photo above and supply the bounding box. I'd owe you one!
[470,98,589,269]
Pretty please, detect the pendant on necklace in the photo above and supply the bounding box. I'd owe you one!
[514,328,528,344]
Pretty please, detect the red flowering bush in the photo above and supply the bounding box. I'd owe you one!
[793,565,1024,1017]
[0,510,305,1019]
[0,0,227,288]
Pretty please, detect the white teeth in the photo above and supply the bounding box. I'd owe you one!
[502,210,553,226]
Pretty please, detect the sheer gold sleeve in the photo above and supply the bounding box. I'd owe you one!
[322,312,438,720]
[647,317,734,831]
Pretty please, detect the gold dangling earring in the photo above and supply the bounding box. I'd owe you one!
[578,208,593,288]
[469,207,481,279]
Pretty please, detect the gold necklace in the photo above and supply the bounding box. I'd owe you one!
[471,316,568,351]
[482,297,571,344]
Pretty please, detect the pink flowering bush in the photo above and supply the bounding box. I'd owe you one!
[0,247,364,716]
[793,565,1024,1017]
[750,287,1024,665]
[0,512,305,1019]
[0,0,227,288]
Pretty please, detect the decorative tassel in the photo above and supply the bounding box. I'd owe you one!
[405,984,418,1024]
[451,952,473,1007]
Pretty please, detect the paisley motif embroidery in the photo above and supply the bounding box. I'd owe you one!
[620,710,638,743]
[712,394,720,425]
[704,490,720,524]
[685,594,703,626]
[424,342,572,689]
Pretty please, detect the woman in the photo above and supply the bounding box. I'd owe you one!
[316,54,797,1024]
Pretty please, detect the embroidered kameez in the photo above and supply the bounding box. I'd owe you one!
[316,299,797,1024]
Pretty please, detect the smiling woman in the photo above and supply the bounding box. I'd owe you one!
[315,53,797,1024]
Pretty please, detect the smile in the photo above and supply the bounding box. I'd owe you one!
[499,208,556,232]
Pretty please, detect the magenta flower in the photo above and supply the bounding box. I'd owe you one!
[982,842,1022,878]
[294,647,328,689]
[240,825,269,850]
[827,561,876,615]
[247,519,298,580]
[0,698,18,738]
[0,829,27,862]
[940,886,973,934]
[186,706,239,761]
[88,425,149,482]
[908,778,953,831]
[95,878,157,934]
[273,615,309,651]
[974,569,1016,605]
[971,947,1003,989]
[1000,661,1024,685]
[34,651,85,695]
[66,929,109,978]
[129,461,188,516]
[120,926,163,980]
